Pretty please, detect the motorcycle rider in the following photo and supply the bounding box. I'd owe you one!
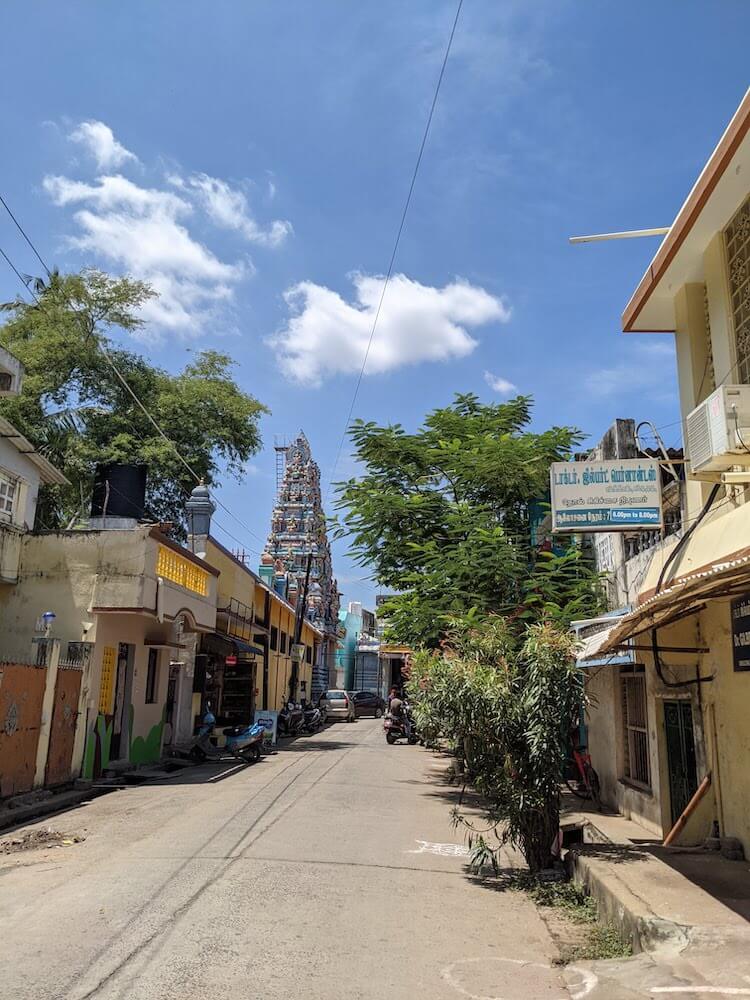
[388,692,412,739]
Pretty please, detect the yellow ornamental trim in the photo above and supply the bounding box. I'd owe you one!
[99,646,116,715]
[157,544,209,597]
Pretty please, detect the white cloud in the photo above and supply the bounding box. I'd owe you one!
[584,341,676,399]
[43,173,245,334]
[484,370,517,395]
[270,273,510,386]
[170,173,292,247]
[69,121,138,170]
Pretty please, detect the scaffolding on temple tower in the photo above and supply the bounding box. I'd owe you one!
[260,432,340,699]
[274,436,288,499]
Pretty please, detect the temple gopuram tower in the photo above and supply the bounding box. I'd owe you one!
[260,432,340,696]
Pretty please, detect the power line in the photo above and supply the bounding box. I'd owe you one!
[0,203,266,551]
[324,0,464,500]
[0,193,51,278]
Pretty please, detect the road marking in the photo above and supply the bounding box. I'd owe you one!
[650,990,750,995]
[408,839,470,857]
[440,956,597,1000]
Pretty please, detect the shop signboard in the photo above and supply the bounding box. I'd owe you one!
[730,594,750,672]
[254,709,279,746]
[550,459,662,532]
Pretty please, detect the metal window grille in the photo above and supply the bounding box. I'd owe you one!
[64,641,93,667]
[145,648,159,704]
[620,667,651,787]
[725,195,750,384]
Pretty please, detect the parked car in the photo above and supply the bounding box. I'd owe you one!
[319,689,355,722]
[350,690,386,718]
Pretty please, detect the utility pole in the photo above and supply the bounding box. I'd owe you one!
[289,550,313,702]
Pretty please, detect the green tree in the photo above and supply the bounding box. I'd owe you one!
[334,393,599,646]
[0,269,268,529]
[407,617,582,873]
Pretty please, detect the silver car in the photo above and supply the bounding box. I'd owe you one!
[320,689,355,722]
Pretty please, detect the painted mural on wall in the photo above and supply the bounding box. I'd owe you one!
[129,704,165,765]
[82,714,113,780]
[82,703,165,776]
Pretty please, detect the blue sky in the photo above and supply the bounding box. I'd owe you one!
[0,2,748,608]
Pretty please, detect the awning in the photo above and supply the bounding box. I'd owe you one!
[215,632,264,657]
[572,613,634,667]
[598,552,750,653]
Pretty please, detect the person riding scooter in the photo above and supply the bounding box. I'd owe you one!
[388,693,412,739]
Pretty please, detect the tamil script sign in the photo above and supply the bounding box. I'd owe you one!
[730,595,750,672]
[550,459,662,532]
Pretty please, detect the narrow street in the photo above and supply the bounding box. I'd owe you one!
[1,719,581,1000]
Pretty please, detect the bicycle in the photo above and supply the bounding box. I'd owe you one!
[564,741,601,810]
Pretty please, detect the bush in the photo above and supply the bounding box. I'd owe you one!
[407,616,581,873]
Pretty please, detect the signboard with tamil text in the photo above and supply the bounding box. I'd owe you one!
[550,459,662,533]
[730,595,750,672]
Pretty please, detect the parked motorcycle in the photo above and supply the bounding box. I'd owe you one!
[184,706,264,764]
[301,700,324,733]
[277,701,305,737]
[383,706,418,745]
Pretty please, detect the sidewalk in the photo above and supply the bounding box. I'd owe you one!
[561,796,750,997]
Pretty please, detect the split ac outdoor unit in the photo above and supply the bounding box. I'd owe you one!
[686,384,750,478]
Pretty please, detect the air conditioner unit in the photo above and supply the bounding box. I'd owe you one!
[686,384,750,478]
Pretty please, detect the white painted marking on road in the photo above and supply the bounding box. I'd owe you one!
[408,839,470,857]
[650,989,750,995]
[440,956,597,1000]
[567,966,598,999]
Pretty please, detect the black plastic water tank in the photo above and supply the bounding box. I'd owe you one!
[91,463,147,519]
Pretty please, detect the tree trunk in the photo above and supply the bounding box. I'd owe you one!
[519,798,560,873]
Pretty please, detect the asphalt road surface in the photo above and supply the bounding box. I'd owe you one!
[1,719,585,1000]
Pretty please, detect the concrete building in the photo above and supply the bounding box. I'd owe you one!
[1,523,218,779]
[0,345,68,584]
[582,88,750,853]
[187,484,322,720]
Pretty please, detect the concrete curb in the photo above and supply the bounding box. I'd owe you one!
[0,785,118,834]
[567,847,691,955]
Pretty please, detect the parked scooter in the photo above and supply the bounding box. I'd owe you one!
[277,701,305,737]
[383,704,418,745]
[185,705,264,763]
[301,700,324,733]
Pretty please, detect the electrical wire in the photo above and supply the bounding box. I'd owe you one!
[324,0,464,500]
[0,207,265,551]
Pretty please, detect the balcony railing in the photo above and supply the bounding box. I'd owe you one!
[156,544,209,597]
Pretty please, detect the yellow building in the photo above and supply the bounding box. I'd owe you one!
[0,525,218,779]
[588,88,750,853]
[196,536,323,725]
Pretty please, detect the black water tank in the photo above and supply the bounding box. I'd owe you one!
[91,463,147,519]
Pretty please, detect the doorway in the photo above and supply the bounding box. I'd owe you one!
[664,700,698,825]
[111,643,135,761]
[164,664,180,744]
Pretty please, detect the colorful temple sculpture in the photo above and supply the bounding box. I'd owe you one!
[260,432,340,696]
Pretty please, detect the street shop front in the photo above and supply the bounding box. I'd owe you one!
[194,631,264,728]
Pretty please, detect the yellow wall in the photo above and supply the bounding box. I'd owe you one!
[204,539,320,712]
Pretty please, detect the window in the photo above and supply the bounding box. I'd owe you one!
[270,625,278,651]
[280,632,287,654]
[725,194,750,384]
[145,649,160,704]
[305,644,312,664]
[620,666,650,787]
[0,470,18,523]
